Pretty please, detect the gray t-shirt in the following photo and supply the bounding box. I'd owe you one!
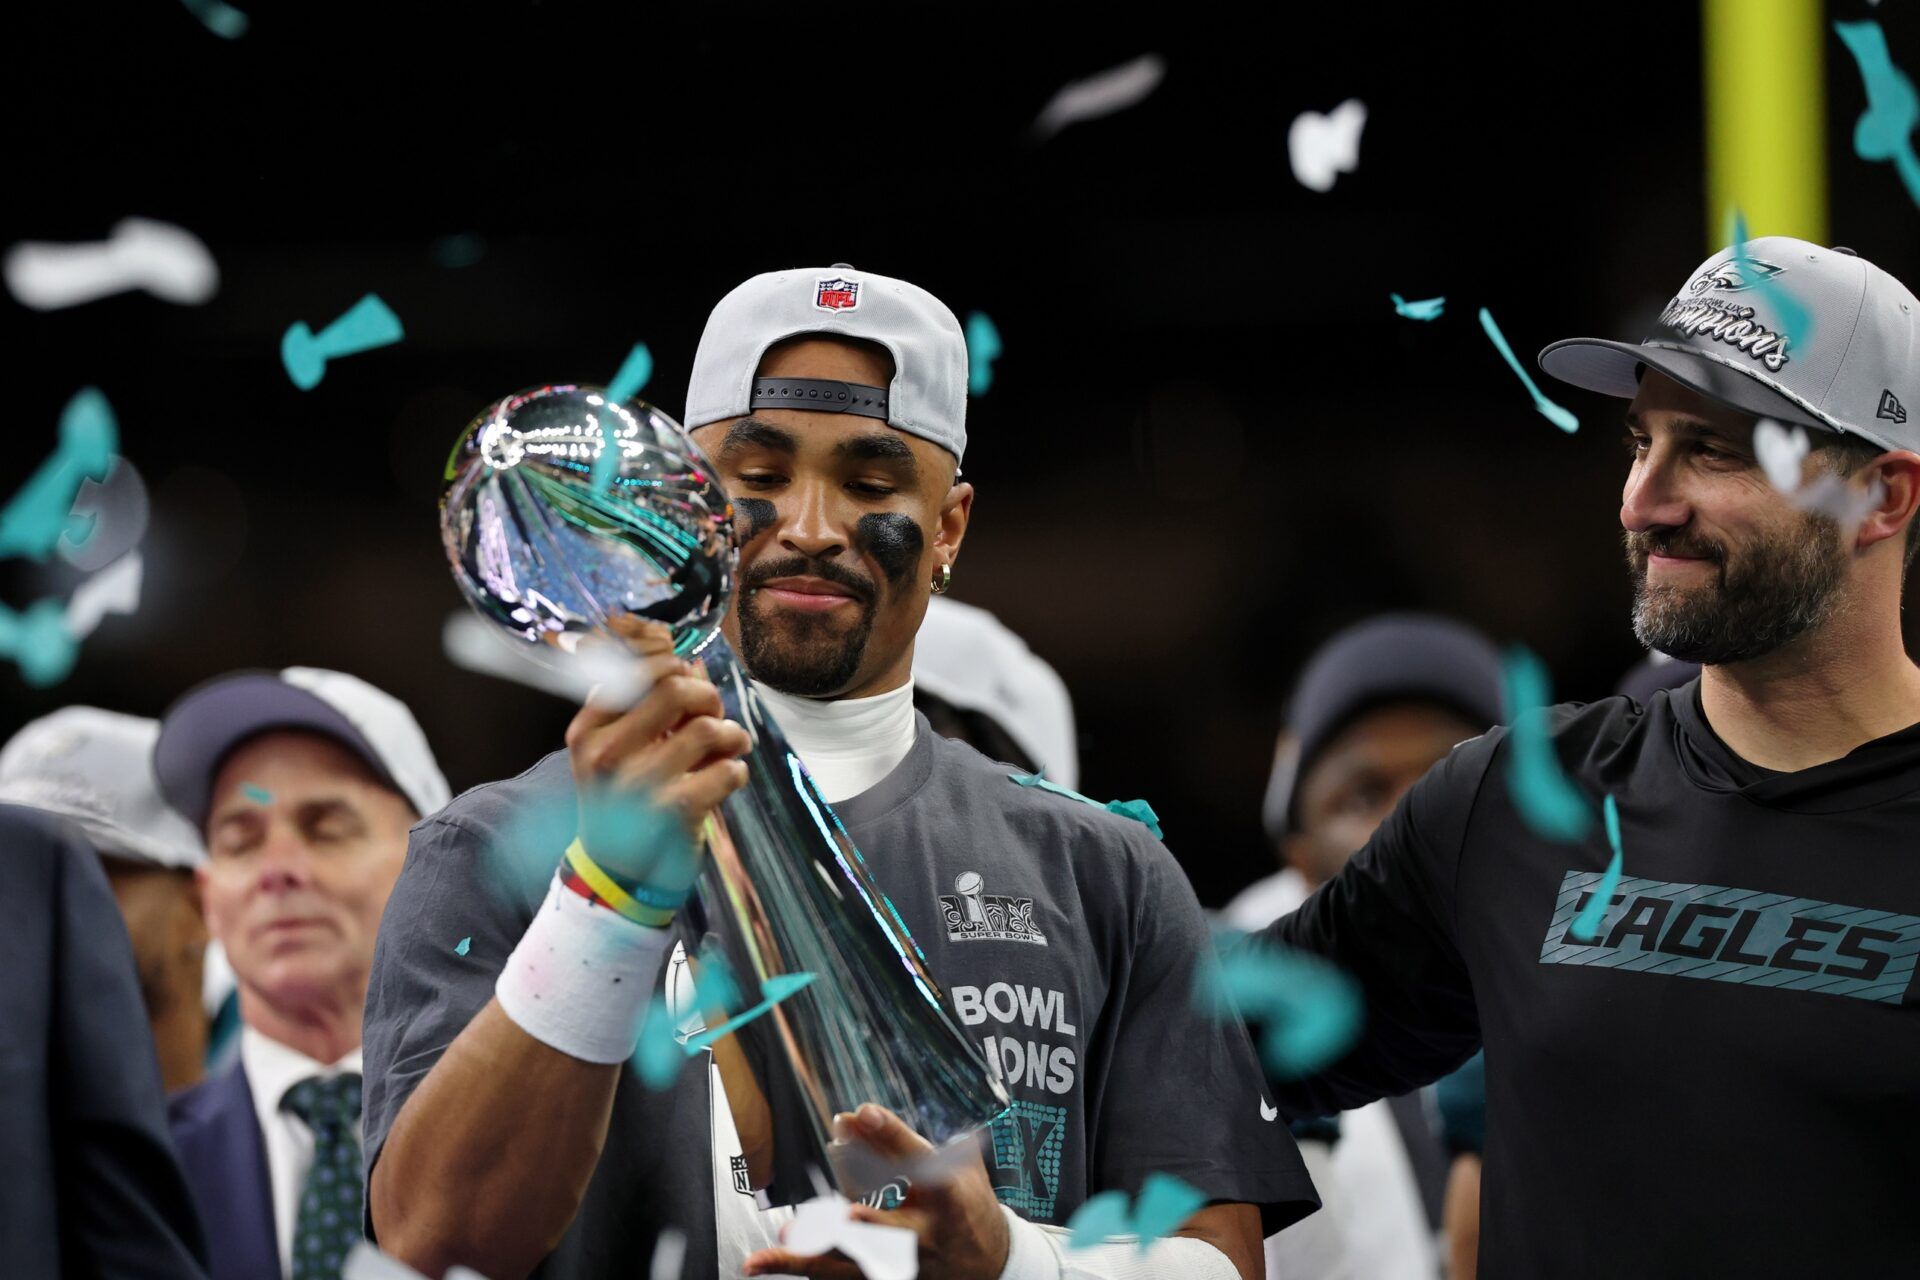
[363,716,1315,1277]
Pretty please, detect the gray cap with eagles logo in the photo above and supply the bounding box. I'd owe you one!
[1538,236,1920,455]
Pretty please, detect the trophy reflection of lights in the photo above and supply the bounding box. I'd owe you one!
[440,385,1008,1190]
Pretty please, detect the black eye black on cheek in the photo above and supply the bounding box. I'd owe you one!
[734,498,777,542]
[854,512,925,586]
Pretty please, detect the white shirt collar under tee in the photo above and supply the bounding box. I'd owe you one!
[239,1026,363,1280]
[750,680,918,804]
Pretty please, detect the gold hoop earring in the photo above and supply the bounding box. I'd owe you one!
[931,563,952,595]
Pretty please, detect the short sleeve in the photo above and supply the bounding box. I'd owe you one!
[360,813,544,1198]
[1090,829,1321,1236]
[1261,732,1494,1117]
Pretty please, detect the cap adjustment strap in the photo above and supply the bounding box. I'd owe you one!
[751,377,889,420]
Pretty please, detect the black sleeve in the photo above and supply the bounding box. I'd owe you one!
[43,816,211,1278]
[1093,827,1321,1235]
[1261,732,1494,1118]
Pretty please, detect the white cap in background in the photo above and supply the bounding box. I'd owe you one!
[913,596,1078,788]
[0,707,207,868]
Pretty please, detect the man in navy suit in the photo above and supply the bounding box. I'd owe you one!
[158,669,448,1280]
[0,805,210,1278]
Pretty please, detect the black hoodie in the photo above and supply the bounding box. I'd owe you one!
[1265,679,1920,1279]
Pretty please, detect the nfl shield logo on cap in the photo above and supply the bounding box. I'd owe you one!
[815,276,860,312]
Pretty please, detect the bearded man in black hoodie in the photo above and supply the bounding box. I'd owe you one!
[1262,238,1920,1279]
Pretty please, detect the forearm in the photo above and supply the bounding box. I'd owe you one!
[371,998,618,1279]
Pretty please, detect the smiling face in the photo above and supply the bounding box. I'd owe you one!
[196,731,417,1024]
[690,336,972,698]
[1616,371,1873,665]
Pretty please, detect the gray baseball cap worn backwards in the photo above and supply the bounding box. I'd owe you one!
[1539,236,1920,455]
[683,264,971,465]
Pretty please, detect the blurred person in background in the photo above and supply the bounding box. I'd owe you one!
[155,667,449,1280]
[0,803,211,1278]
[0,706,212,1093]
[1223,612,1505,1280]
[912,594,1078,785]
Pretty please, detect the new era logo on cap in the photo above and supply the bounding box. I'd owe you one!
[1879,389,1908,425]
[815,277,860,312]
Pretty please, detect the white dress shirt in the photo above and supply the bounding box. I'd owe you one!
[238,1026,364,1280]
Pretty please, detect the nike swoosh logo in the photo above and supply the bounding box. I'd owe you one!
[1260,1100,1278,1122]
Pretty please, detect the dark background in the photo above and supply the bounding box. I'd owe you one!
[5,3,1916,906]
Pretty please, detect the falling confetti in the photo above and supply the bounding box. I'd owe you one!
[441,612,654,711]
[1834,20,1920,209]
[454,936,472,956]
[1390,293,1446,321]
[1203,936,1363,1080]
[605,343,655,405]
[1729,210,1813,347]
[1064,1172,1207,1252]
[1754,418,1886,528]
[783,1190,919,1279]
[1569,795,1625,942]
[179,0,248,37]
[1008,770,1162,838]
[1288,99,1367,192]
[0,389,119,562]
[281,293,404,391]
[1479,308,1579,433]
[64,551,141,642]
[342,1242,430,1280]
[1501,646,1593,841]
[965,312,1002,396]
[682,972,819,1053]
[649,1228,686,1280]
[0,598,78,688]
[241,783,273,805]
[1031,54,1167,141]
[4,217,218,311]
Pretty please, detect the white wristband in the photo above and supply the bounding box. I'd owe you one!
[495,873,676,1064]
[997,1207,1239,1280]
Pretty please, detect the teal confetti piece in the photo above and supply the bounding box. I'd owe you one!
[1131,1173,1207,1250]
[241,783,273,806]
[1500,646,1593,842]
[430,234,485,268]
[1834,21,1920,210]
[281,293,404,391]
[1390,293,1446,321]
[180,0,248,38]
[682,972,818,1054]
[1203,936,1363,1080]
[605,342,654,405]
[1569,794,1625,942]
[691,947,743,1015]
[1065,1190,1132,1251]
[1729,210,1813,348]
[633,1000,684,1089]
[1478,307,1578,433]
[0,388,119,562]
[594,343,654,489]
[0,598,78,688]
[577,785,700,894]
[1010,770,1163,838]
[965,312,1002,396]
[454,936,471,956]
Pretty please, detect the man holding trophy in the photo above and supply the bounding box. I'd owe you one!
[362,266,1312,1279]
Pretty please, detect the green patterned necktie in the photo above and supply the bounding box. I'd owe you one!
[282,1073,364,1280]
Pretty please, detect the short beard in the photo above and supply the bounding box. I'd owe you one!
[1624,514,1849,665]
[735,556,878,697]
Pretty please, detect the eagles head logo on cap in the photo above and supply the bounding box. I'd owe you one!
[815,276,860,312]
[1688,256,1787,295]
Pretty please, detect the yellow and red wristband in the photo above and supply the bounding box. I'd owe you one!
[559,838,689,929]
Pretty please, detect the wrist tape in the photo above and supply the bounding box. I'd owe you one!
[496,872,676,1064]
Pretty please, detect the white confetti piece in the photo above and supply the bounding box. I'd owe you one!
[1754,418,1885,528]
[1032,54,1167,140]
[649,1227,687,1280]
[786,1192,919,1280]
[5,217,217,311]
[64,551,141,641]
[1287,99,1367,192]
[442,611,652,709]
[342,1242,432,1280]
